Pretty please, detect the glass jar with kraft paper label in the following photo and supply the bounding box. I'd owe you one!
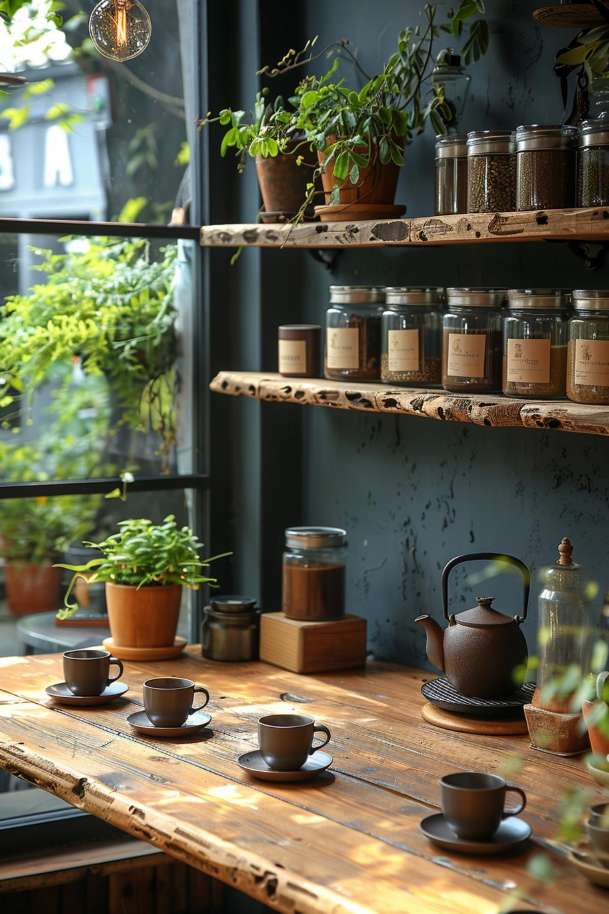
[324,285,384,382]
[381,287,444,386]
[442,289,506,393]
[567,290,609,404]
[278,325,321,378]
[502,290,569,399]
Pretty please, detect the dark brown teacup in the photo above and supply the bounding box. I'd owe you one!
[441,771,527,841]
[63,649,123,697]
[589,802,609,828]
[143,677,210,728]
[258,714,331,771]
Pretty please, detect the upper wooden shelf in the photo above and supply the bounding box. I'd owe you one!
[533,4,605,28]
[200,207,609,249]
[211,371,609,438]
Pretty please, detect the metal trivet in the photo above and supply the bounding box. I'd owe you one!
[421,677,535,718]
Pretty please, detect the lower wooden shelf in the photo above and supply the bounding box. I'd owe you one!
[210,371,609,438]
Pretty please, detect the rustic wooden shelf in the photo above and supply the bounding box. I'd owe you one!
[210,371,609,437]
[200,207,609,249]
[533,4,605,28]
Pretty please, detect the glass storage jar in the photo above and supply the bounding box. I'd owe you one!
[324,285,383,381]
[466,130,516,213]
[567,289,609,404]
[435,135,467,215]
[502,289,568,398]
[515,124,577,211]
[381,287,443,385]
[577,117,609,207]
[282,527,347,622]
[442,288,505,393]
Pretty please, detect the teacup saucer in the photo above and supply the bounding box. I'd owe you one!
[569,848,609,888]
[237,749,332,782]
[127,709,212,737]
[420,813,531,856]
[46,681,128,706]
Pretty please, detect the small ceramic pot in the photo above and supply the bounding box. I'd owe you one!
[582,699,609,756]
[4,562,61,616]
[106,582,182,648]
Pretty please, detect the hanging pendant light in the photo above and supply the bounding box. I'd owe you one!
[89,0,152,62]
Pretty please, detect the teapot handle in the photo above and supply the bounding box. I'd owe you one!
[442,553,530,624]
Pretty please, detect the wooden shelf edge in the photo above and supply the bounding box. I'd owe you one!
[210,371,609,437]
[200,208,609,248]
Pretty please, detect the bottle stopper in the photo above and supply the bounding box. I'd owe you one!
[557,537,573,566]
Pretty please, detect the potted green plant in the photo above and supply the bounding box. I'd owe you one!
[582,671,609,757]
[58,516,226,649]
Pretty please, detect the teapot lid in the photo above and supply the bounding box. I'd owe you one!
[456,597,515,628]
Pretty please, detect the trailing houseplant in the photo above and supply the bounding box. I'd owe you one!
[57,516,227,648]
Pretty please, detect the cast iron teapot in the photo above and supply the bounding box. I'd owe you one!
[415,552,530,698]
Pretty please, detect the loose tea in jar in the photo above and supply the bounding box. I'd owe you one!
[381,287,443,386]
[324,285,383,382]
[577,117,609,207]
[442,288,506,393]
[282,527,347,622]
[435,135,467,215]
[502,289,568,399]
[516,124,577,211]
[567,290,609,404]
[466,130,515,213]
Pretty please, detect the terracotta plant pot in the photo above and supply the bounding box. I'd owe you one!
[317,146,401,207]
[582,699,609,756]
[4,563,62,617]
[255,148,315,220]
[106,582,182,648]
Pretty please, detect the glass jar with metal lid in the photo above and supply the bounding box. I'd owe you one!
[324,285,383,381]
[515,124,577,211]
[435,135,467,215]
[577,117,609,207]
[567,289,609,404]
[466,130,516,213]
[282,527,347,621]
[442,288,505,393]
[502,289,568,398]
[381,287,444,385]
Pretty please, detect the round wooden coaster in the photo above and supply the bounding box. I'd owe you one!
[314,202,406,223]
[421,702,528,736]
[102,636,187,661]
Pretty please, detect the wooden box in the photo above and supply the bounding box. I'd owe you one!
[260,612,367,674]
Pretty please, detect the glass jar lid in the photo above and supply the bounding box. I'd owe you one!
[572,289,609,311]
[515,124,577,151]
[507,289,565,310]
[579,117,609,147]
[329,285,385,304]
[285,526,347,549]
[385,287,443,307]
[210,595,257,614]
[435,135,467,158]
[446,287,507,308]
[466,129,514,155]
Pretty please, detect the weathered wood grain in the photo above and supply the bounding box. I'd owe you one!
[200,219,410,249]
[0,652,605,914]
[210,371,609,438]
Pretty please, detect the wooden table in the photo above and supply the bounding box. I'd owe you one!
[0,649,605,914]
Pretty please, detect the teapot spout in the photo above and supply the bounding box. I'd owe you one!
[415,614,445,673]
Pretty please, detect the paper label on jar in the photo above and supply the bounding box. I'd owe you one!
[574,339,609,387]
[506,338,550,384]
[388,329,420,372]
[279,339,307,374]
[446,333,486,378]
[326,327,359,369]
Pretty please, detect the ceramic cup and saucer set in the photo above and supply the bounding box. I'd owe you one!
[238,714,333,782]
[46,649,128,706]
[569,801,609,888]
[127,678,211,737]
[420,771,531,856]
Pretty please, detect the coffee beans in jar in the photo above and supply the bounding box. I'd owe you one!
[577,117,609,208]
[282,527,347,622]
[567,290,609,405]
[435,135,467,215]
[324,286,383,382]
[442,289,506,393]
[466,130,516,213]
[502,290,568,399]
[381,287,443,385]
[516,124,577,211]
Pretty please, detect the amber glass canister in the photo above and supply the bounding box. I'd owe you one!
[567,290,609,404]
[278,324,321,378]
[442,288,505,393]
[324,285,384,381]
[282,527,347,621]
[502,289,568,399]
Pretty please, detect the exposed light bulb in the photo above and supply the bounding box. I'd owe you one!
[89,0,152,63]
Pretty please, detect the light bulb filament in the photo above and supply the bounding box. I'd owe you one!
[115,0,128,49]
